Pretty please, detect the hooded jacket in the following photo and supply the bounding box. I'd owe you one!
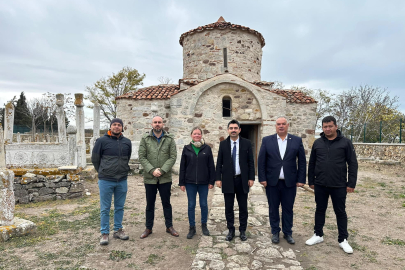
[91,131,132,181]
[308,130,358,188]
[179,143,216,186]
[138,130,177,184]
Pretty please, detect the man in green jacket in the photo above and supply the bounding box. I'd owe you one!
[138,116,178,238]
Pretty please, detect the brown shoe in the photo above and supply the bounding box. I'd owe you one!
[100,233,109,245]
[140,228,152,239]
[166,226,179,237]
[113,228,129,240]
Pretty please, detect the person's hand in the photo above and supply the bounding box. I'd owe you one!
[208,184,214,189]
[309,185,314,189]
[216,181,222,188]
[180,186,186,192]
[296,183,305,187]
[152,168,162,177]
[347,187,355,193]
[248,180,254,187]
[260,181,267,187]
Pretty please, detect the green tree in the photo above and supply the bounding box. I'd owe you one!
[85,66,145,122]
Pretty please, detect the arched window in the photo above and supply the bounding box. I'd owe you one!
[222,96,232,117]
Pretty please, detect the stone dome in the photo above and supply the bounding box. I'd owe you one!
[180,17,265,82]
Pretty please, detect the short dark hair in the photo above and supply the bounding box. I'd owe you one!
[322,116,337,126]
[227,119,240,129]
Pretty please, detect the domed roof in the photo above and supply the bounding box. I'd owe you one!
[179,16,265,47]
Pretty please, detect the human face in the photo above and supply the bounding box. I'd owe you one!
[228,124,241,139]
[110,122,123,136]
[191,129,202,142]
[276,118,289,137]
[322,121,338,139]
[152,117,164,133]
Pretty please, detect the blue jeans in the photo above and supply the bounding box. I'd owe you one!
[98,179,128,234]
[185,184,209,227]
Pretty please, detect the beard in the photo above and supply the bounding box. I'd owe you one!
[111,130,121,136]
[153,127,162,133]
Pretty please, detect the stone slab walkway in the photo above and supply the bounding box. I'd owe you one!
[191,179,303,270]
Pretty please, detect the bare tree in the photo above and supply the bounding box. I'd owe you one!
[42,92,74,135]
[22,98,45,138]
[158,76,173,85]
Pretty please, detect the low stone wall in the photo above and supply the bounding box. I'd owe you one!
[353,143,405,163]
[14,173,85,204]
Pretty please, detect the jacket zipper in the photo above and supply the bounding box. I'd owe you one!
[196,151,199,184]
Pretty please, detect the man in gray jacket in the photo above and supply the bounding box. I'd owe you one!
[92,118,132,245]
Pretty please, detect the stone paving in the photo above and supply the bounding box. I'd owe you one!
[191,179,303,270]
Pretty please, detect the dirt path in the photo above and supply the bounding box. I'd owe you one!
[1,162,404,270]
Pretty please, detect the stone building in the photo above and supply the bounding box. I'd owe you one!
[116,17,317,172]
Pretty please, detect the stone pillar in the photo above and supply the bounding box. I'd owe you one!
[17,132,21,143]
[67,126,77,166]
[4,102,15,144]
[90,102,101,155]
[75,93,86,168]
[0,126,15,226]
[56,94,67,144]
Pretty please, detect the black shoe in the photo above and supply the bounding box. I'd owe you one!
[272,233,280,243]
[202,223,210,236]
[240,231,247,241]
[225,230,235,241]
[284,234,295,244]
[187,226,196,239]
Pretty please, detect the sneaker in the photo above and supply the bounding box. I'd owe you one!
[339,239,353,254]
[113,228,129,240]
[306,234,324,246]
[202,223,210,236]
[187,226,196,239]
[100,233,109,245]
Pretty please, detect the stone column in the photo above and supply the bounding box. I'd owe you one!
[4,102,15,144]
[74,93,86,168]
[67,126,77,166]
[56,94,67,144]
[0,127,15,226]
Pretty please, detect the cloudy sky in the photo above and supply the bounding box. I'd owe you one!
[1,0,405,126]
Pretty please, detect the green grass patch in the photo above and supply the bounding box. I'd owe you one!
[109,250,132,261]
[145,254,164,265]
[378,182,386,187]
[381,237,405,246]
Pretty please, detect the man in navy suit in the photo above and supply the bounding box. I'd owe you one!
[258,117,306,244]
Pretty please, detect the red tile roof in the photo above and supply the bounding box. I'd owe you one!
[268,89,316,103]
[179,17,265,47]
[116,84,180,100]
[116,82,316,104]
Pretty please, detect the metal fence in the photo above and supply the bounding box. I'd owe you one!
[342,118,404,143]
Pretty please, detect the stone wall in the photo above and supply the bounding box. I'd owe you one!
[182,29,262,82]
[353,143,405,163]
[14,173,85,204]
[285,103,317,154]
[116,99,170,142]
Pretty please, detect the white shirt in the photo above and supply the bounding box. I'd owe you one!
[230,137,241,175]
[277,134,288,179]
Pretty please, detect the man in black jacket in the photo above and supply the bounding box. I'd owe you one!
[92,118,132,245]
[216,119,255,241]
[306,116,358,254]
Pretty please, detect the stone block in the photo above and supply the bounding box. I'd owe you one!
[44,182,57,188]
[67,192,82,199]
[66,174,80,181]
[46,175,65,183]
[33,194,56,202]
[55,182,71,188]
[0,217,36,242]
[14,189,28,198]
[0,170,15,190]
[38,187,54,196]
[26,182,44,189]
[56,187,69,194]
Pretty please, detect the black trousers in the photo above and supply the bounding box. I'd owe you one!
[314,184,348,242]
[224,175,248,232]
[145,182,173,230]
[266,180,297,235]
